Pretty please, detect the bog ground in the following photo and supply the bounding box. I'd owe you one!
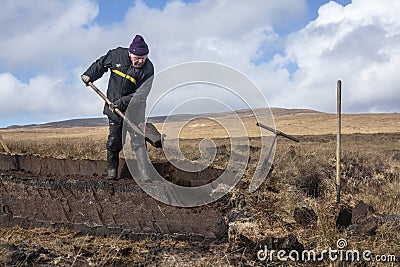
[0,109,399,266]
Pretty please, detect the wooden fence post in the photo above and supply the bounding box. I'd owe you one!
[336,80,342,204]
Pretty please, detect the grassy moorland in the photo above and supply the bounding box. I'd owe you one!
[0,111,399,266]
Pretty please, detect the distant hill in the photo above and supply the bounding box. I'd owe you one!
[148,108,324,122]
[6,118,109,129]
[270,108,324,116]
[5,108,323,129]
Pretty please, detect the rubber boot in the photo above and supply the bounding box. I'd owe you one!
[107,150,119,181]
[135,146,153,182]
[108,168,118,181]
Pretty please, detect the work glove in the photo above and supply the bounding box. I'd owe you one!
[104,105,122,123]
[109,102,118,111]
[111,99,123,110]
[81,75,90,86]
[111,95,132,111]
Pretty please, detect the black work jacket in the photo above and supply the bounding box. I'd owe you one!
[83,47,154,115]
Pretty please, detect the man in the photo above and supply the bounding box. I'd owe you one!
[81,35,154,181]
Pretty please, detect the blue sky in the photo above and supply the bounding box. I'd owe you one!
[0,0,399,128]
[94,0,351,29]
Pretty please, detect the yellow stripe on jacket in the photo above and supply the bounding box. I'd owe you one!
[112,69,136,84]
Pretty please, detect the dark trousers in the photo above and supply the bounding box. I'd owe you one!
[106,120,123,170]
[106,119,146,170]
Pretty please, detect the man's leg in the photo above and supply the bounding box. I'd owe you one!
[106,120,123,180]
[130,129,151,181]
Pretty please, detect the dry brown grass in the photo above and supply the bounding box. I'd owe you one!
[0,126,108,160]
[1,112,398,159]
[0,112,399,266]
[275,113,400,135]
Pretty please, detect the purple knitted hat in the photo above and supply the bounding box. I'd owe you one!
[128,35,149,56]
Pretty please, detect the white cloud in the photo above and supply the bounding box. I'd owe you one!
[282,0,400,112]
[0,0,399,127]
[0,71,106,123]
[133,0,305,68]
[0,0,104,72]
